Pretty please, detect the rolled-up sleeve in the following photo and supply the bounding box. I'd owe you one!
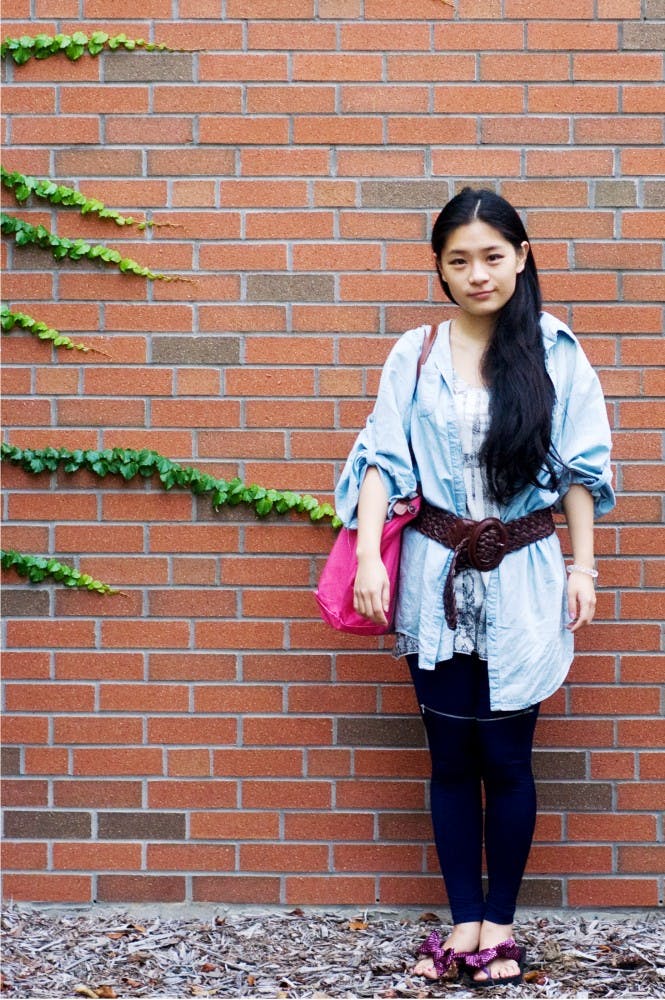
[557,339,615,518]
[335,329,422,528]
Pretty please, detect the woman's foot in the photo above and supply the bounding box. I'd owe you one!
[472,921,521,983]
[412,921,481,980]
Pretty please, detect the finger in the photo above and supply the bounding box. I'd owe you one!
[381,577,391,615]
[569,596,596,631]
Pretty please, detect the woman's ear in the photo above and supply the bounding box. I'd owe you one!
[516,241,529,274]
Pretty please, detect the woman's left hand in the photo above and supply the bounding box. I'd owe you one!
[567,571,597,631]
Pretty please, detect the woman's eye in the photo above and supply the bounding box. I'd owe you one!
[487,254,504,263]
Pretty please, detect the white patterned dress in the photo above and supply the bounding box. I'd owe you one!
[394,370,500,661]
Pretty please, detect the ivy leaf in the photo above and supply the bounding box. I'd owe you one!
[255,498,273,517]
[119,462,138,480]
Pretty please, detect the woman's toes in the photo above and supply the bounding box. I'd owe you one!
[412,957,438,979]
[473,958,519,981]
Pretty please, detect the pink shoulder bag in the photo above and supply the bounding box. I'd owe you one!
[314,325,438,635]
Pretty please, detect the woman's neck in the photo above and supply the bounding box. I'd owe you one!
[451,312,494,347]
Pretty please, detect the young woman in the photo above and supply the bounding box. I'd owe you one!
[334,188,614,987]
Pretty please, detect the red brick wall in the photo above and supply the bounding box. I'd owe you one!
[1,1,663,907]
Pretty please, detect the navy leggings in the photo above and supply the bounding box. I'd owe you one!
[407,652,539,926]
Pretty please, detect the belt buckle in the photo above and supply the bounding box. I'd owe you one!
[467,517,509,571]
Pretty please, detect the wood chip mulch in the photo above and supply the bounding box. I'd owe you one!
[2,905,664,999]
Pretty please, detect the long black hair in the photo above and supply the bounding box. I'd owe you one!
[431,187,559,505]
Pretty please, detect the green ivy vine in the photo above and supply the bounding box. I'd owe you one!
[0,32,172,64]
[1,444,341,525]
[1,213,184,281]
[1,305,111,356]
[1,549,119,593]
[1,166,152,230]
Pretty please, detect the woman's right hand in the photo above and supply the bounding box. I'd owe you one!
[354,554,391,624]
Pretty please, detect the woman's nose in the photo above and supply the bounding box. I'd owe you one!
[469,260,489,283]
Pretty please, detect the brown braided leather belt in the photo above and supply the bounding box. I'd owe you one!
[414,499,556,630]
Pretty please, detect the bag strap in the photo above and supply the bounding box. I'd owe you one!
[416,323,438,383]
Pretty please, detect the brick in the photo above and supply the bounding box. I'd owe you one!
[618,782,665,810]
[337,779,425,810]
[213,748,303,777]
[148,149,235,176]
[248,22,336,50]
[574,54,662,81]
[618,720,665,748]
[1,747,22,775]
[571,686,661,715]
[54,842,142,871]
[481,53,570,81]
[623,86,665,114]
[388,54,475,82]
[4,810,91,840]
[199,116,289,145]
[167,750,211,777]
[241,843,328,872]
[285,876,375,905]
[621,656,665,684]
[194,876,280,904]
[2,780,49,807]
[341,85,429,114]
[53,716,143,745]
[528,846,613,873]
[294,54,383,82]
[54,780,142,809]
[98,812,185,840]
[595,181,638,207]
[2,874,91,903]
[1,590,50,617]
[12,116,100,145]
[190,811,279,841]
[247,275,334,302]
[640,753,665,779]
[433,149,522,178]
[148,780,236,809]
[2,717,49,745]
[148,844,235,871]
[148,717,236,746]
[335,843,423,872]
[285,812,373,841]
[528,85,618,113]
[220,180,308,207]
[149,588,236,618]
[74,747,162,775]
[5,683,94,713]
[104,52,193,82]
[537,783,612,811]
[569,813,656,842]
[590,752,636,779]
[196,685,283,713]
[150,653,236,682]
[568,879,659,907]
[575,117,663,145]
[243,654,331,683]
[1,842,48,870]
[6,619,96,649]
[242,780,332,810]
[483,116,570,145]
[623,24,665,50]
[294,116,383,145]
[98,875,185,903]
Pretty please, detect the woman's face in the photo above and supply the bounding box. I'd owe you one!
[436,220,529,319]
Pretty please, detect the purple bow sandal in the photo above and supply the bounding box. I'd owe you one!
[414,930,461,980]
[462,937,527,989]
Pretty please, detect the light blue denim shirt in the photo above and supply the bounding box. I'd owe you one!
[335,312,615,711]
